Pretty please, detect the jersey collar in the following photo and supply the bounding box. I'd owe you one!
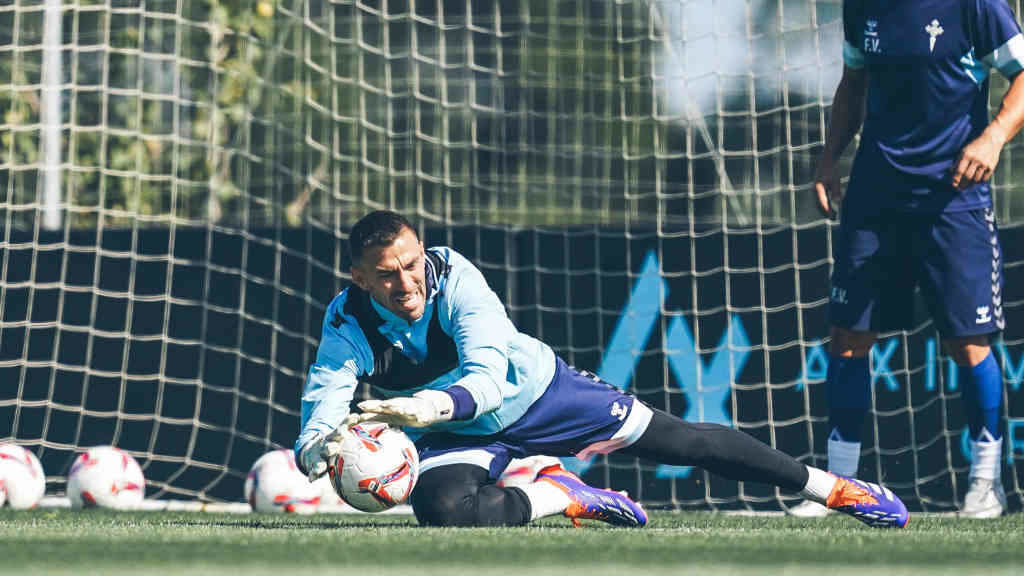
[369,295,415,329]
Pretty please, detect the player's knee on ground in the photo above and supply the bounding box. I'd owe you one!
[829,326,875,358]
[410,463,531,527]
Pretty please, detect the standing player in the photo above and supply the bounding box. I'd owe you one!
[296,210,909,528]
[789,0,1024,519]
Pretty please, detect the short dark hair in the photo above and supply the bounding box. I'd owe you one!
[348,210,417,265]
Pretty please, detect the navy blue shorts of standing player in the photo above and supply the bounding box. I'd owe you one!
[414,357,653,480]
[829,203,1004,337]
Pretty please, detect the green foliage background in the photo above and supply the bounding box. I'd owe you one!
[3,1,1024,232]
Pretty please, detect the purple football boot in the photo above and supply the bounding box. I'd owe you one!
[827,476,910,528]
[536,464,648,528]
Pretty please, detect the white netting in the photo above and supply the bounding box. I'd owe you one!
[1,0,1022,510]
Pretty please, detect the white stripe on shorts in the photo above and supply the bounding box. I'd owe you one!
[419,448,495,474]
[576,400,654,460]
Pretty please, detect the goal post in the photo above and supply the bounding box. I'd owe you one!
[2,0,1023,510]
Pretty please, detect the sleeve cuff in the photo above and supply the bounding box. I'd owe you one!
[983,33,1024,78]
[293,435,318,476]
[445,386,478,421]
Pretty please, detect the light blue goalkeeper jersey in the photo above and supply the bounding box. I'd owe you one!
[295,247,556,455]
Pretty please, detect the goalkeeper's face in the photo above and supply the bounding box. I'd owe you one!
[352,228,427,322]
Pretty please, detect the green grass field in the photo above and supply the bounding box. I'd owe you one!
[1,510,1023,575]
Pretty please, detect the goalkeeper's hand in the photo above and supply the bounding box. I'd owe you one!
[351,390,454,428]
[298,428,347,483]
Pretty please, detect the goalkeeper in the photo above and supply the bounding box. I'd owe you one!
[296,210,908,528]
[790,0,1024,519]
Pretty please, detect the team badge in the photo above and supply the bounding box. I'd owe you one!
[925,19,944,53]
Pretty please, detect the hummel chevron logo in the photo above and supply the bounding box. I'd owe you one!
[977,306,992,325]
[330,311,346,328]
[610,402,628,422]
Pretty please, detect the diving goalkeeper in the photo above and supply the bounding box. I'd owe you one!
[296,210,909,528]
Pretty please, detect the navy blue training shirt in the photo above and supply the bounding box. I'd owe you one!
[843,0,1024,212]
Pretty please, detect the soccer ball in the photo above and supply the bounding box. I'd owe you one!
[312,474,349,509]
[67,446,145,510]
[244,449,321,513]
[0,444,46,509]
[327,422,419,512]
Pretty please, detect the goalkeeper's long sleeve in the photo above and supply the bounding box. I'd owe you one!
[293,303,370,457]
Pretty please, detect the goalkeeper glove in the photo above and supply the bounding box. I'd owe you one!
[297,428,346,482]
[351,389,455,428]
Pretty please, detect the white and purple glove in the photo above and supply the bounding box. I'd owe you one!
[350,389,455,428]
[297,428,346,482]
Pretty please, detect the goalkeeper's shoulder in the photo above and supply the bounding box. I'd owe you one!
[426,246,476,276]
[321,289,364,338]
[430,246,501,305]
[314,289,373,372]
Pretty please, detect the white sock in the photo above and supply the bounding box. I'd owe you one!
[520,480,571,520]
[969,429,1002,482]
[799,466,838,505]
[827,430,861,478]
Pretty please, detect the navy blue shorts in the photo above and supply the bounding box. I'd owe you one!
[830,204,1004,337]
[415,358,653,480]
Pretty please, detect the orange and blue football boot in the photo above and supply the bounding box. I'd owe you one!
[536,464,647,528]
[827,476,909,528]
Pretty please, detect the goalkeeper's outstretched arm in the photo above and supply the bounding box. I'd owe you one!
[294,298,371,478]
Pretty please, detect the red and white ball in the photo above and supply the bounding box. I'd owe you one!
[244,449,321,514]
[327,423,419,512]
[67,446,145,510]
[0,443,46,509]
[312,474,349,510]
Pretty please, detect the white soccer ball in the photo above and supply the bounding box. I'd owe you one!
[312,474,349,510]
[327,422,419,512]
[0,444,46,509]
[67,446,145,510]
[244,449,321,513]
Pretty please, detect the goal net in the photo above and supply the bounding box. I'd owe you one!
[2,0,1023,511]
